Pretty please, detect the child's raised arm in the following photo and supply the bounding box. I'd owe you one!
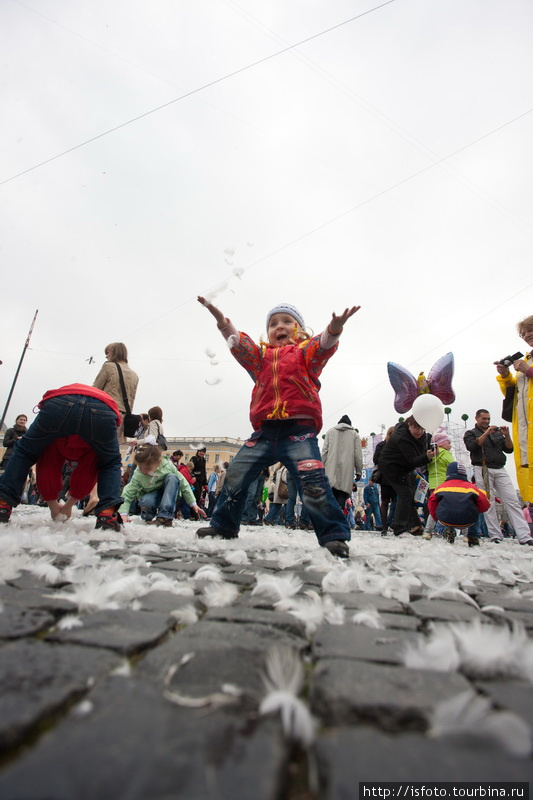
[198,296,228,329]
[327,306,360,335]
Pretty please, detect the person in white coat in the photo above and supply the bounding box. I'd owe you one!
[322,415,363,509]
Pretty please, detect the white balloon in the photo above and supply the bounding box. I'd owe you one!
[411,395,444,433]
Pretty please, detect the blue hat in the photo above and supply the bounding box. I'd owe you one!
[446,461,468,481]
[266,304,305,331]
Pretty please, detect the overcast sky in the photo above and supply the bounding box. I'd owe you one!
[1,0,532,459]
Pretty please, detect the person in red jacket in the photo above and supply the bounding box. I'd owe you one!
[195,297,360,558]
[0,384,123,530]
[428,461,490,547]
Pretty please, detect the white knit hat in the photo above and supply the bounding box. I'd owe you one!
[266,303,305,331]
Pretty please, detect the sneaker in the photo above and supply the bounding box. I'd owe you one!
[155,517,173,528]
[95,509,123,532]
[489,538,502,544]
[323,540,350,558]
[0,500,12,523]
[196,526,238,539]
[520,539,533,546]
[468,536,480,547]
[422,531,432,540]
[445,530,456,544]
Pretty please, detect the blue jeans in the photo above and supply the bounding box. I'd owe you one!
[435,515,480,539]
[265,501,285,524]
[0,394,122,515]
[285,471,310,526]
[241,475,265,523]
[209,420,350,546]
[364,502,382,530]
[140,474,179,521]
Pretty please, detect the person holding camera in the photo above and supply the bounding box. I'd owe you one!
[494,314,533,506]
[463,409,532,545]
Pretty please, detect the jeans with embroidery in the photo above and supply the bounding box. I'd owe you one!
[209,420,350,545]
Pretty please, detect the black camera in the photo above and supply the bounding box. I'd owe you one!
[499,351,523,367]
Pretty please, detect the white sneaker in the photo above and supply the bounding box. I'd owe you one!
[422,531,432,540]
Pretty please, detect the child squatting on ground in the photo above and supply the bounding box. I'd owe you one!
[0,384,124,530]
[427,461,490,547]
[119,438,206,526]
[196,296,360,558]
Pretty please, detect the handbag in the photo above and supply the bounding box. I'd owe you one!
[501,385,515,423]
[155,421,168,451]
[115,363,140,438]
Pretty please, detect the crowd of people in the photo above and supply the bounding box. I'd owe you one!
[0,307,532,557]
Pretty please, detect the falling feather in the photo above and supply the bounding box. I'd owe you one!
[205,377,222,386]
[247,241,254,247]
[224,258,234,265]
[209,358,219,366]
[223,247,236,256]
[205,346,217,359]
[429,689,532,758]
[232,267,244,279]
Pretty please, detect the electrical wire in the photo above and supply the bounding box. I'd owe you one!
[0,0,396,188]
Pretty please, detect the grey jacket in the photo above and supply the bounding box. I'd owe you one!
[322,423,363,495]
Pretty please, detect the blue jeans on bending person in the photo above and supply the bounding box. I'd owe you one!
[139,474,180,521]
[0,394,122,515]
[208,420,351,546]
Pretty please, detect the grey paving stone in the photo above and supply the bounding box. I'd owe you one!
[310,658,471,730]
[475,679,533,728]
[0,605,54,639]
[0,639,120,749]
[0,583,77,613]
[324,591,406,613]
[46,609,175,655]
[139,640,269,702]
[409,598,482,622]
[476,591,533,612]
[135,590,200,614]
[315,727,532,791]
[0,677,287,800]
[312,624,421,664]
[178,619,308,652]
[203,606,307,638]
[379,612,421,630]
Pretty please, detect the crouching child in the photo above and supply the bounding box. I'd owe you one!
[119,439,207,526]
[427,461,490,546]
[0,383,123,530]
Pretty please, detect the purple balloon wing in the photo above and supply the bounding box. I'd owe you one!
[387,362,419,414]
[427,352,455,405]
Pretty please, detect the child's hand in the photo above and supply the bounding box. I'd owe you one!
[198,296,227,328]
[329,306,361,335]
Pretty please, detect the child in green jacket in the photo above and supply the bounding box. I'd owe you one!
[120,439,206,527]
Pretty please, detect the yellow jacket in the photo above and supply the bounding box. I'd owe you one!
[497,369,533,501]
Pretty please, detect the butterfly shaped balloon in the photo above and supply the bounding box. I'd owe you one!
[387,353,455,414]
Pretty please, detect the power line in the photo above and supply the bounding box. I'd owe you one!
[0,0,396,187]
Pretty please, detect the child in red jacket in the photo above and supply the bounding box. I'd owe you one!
[0,384,123,530]
[428,461,490,546]
[195,296,360,557]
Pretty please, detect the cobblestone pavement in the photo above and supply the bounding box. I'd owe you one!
[0,507,532,799]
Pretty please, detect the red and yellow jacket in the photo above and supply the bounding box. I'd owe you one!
[229,333,338,433]
[428,478,489,528]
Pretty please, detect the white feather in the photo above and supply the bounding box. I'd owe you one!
[429,689,532,758]
[224,549,249,565]
[205,346,217,358]
[450,620,533,680]
[232,267,244,279]
[170,605,199,625]
[194,564,223,582]
[260,648,315,745]
[403,625,461,672]
[57,614,83,630]
[223,247,236,256]
[352,608,384,629]
[205,377,221,386]
[202,581,239,608]
[252,572,302,602]
[427,588,480,608]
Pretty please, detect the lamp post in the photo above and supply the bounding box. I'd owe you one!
[461,413,469,428]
